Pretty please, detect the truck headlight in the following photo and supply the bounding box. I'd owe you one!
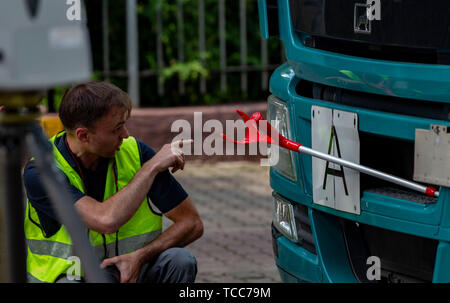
[267,95,297,182]
[272,192,298,242]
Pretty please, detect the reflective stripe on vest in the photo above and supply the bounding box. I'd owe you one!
[25,132,162,283]
[27,230,161,259]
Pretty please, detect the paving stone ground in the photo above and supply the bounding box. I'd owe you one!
[163,161,281,283]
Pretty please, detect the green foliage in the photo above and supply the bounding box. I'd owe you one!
[42,0,283,109]
[161,60,209,82]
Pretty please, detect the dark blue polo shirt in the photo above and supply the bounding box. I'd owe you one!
[23,133,188,237]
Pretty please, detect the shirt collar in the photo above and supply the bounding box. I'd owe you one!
[53,132,110,173]
[54,132,78,171]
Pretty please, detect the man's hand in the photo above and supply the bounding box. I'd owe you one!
[148,139,193,174]
[101,251,143,283]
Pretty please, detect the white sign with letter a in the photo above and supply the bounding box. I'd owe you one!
[311,106,360,215]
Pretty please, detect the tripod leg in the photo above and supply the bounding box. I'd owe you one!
[0,125,27,283]
[26,124,110,283]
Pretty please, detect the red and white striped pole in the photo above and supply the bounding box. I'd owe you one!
[224,110,439,198]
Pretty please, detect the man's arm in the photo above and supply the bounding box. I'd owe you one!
[100,196,203,283]
[74,161,158,234]
[136,196,203,257]
[74,140,190,234]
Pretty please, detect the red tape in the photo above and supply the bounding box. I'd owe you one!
[425,186,437,197]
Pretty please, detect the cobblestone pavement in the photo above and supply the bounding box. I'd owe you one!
[163,161,281,283]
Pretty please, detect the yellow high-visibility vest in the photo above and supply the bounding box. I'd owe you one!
[24,131,162,283]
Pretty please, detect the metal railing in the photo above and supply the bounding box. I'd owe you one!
[99,0,284,107]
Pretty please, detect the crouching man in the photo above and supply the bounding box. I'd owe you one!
[23,81,203,283]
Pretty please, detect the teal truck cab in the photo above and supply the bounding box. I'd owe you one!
[259,0,450,282]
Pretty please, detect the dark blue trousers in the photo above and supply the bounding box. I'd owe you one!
[56,247,197,283]
[137,247,197,283]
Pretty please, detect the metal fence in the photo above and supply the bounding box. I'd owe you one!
[99,0,284,107]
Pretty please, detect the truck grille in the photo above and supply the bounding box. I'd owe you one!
[296,80,450,121]
[303,35,450,65]
[342,219,438,282]
[296,79,441,204]
[294,203,316,254]
[290,0,450,65]
[290,0,450,50]
[341,219,439,283]
[365,187,437,204]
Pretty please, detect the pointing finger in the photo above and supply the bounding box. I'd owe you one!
[172,139,193,148]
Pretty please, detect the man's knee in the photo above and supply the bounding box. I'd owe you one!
[143,247,197,283]
[165,247,197,275]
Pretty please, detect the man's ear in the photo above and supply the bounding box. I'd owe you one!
[75,127,90,143]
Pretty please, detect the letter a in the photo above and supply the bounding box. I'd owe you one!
[66,0,81,21]
[366,256,381,281]
[366,0,381,21]
[66,256,81,281]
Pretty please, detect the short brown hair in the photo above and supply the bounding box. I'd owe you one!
[59,81,132,131]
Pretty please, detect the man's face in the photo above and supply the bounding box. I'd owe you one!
[86,106,130,158]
